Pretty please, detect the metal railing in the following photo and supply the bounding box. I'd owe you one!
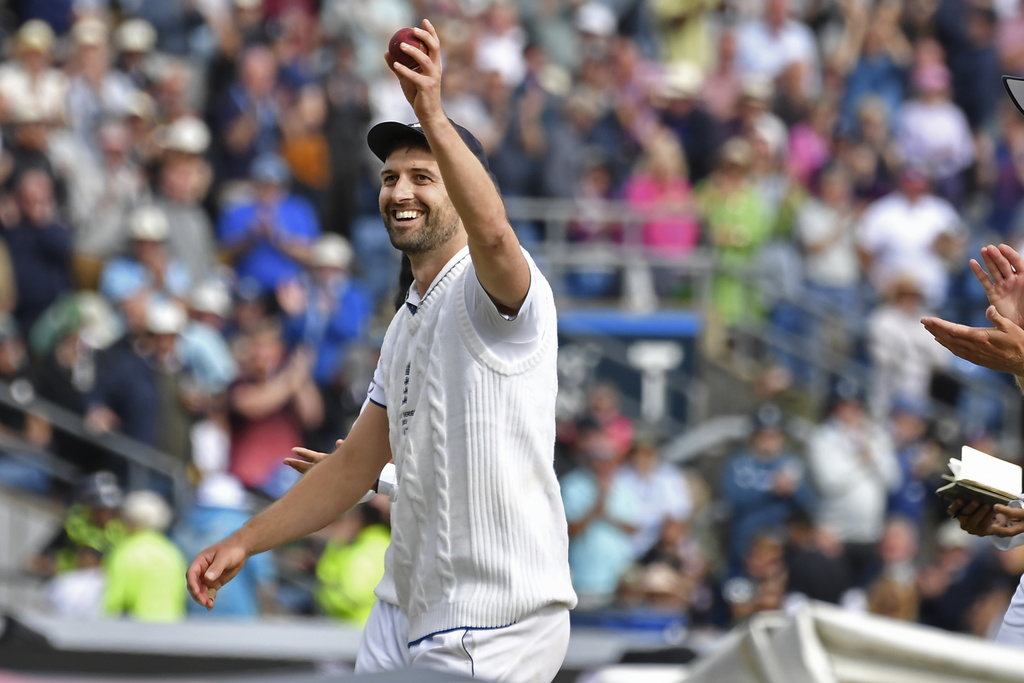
[506,197,1024,451]
[0,378,190,507]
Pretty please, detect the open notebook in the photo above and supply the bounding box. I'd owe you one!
[936,445,1023,506]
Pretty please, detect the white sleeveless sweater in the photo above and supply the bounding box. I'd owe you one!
[375,252,576,641]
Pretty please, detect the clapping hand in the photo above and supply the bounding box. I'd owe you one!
[922,244,1024,376]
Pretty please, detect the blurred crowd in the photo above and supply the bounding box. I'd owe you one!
[0,0,1019,642]
[555,380,1022,640]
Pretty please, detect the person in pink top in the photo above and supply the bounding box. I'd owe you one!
[621,127,699,297]
[622,127,697,253]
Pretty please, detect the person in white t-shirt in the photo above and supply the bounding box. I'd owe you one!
[186,21,576,682]
[856,166,965,308]
[735,0,820,97]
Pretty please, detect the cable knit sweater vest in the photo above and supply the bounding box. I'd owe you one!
[375,252,576,641]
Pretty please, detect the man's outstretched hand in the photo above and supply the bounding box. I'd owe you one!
[186,536,250,610]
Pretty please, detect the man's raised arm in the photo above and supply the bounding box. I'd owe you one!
[387,20,530,315]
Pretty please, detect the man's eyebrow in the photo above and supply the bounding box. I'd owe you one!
[380,165,438,178]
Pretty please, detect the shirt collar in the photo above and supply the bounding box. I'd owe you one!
[404,246,471,315]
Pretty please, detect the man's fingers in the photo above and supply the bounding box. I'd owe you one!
[994,504,1024,520]
[969,259,994,291]
[986,305,1014,332]
[981,248,1005,284]
[948,499,965,517]
[984,244,1015,281]
[291,446,327,463]
[998,243,1024,273]
[283,458,313,474]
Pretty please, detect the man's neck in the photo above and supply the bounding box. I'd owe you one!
[409,240,467,298]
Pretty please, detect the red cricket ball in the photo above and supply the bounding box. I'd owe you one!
[388,28,426,71]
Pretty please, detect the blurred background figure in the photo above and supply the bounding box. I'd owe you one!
[104,489,186,621]
[227,318,323,497]
[278,234,372,387]
[560,423,639,609]
[174,473,277,619]
[218,153,319,294]
[807,378,900,590]
[315,500,390,626]
[720,403,814,577]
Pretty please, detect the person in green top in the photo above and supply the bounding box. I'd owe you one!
[104,489,187,621]
[695,137,772,331]
[315,502,391,626]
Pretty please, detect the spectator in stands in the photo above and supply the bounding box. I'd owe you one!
[561,424,639,609]
[855,165,964,309]
[865,274,952,418]
[896,61,974,207]
[121,1,207,58]
[0,314,53,493]
[99,205,191,306]
[735,0,819,98]
[795,165,861,313]
[806,378,900,588]
[84,294,161,456]
[214,45,282,182]
[316,501,391,626]
[113,19,158,91]
[142,299,195,465]
[720,403,815,576]
[702,28,742,125]
[623,125,699,256]
[33,471,126,577]
[44,545,105,619]
[833,1,910,137]
[279,84,332,212]
[886,396,942,526]
[64,17,139,157]
[174,473,277,618]
[153,116,219,284]
[228,318,323,497]
[70,119,149,290]
[218,154,319,293]
[917,519,1004,634]
[278,234,372,387]
[582,383,635,459]
[695,137,771,332]
[945,3,1001,133]
[0,20,66,126]
[615,437,693,560]
[644,69,713,194]
[180,280,238,395]
[4,169,72,333]
[721,529,788,624]
[985,103,1024,239]
[104,490,187,621]
[783,510,852,605]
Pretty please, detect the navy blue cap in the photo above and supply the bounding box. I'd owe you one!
[367,119,490,173]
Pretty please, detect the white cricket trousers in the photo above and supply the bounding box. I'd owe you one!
[354,600,571,682]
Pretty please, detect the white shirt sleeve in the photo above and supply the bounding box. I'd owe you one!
[463,249,547,363]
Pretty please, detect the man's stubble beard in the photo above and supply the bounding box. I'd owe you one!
[382,199,461,256]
